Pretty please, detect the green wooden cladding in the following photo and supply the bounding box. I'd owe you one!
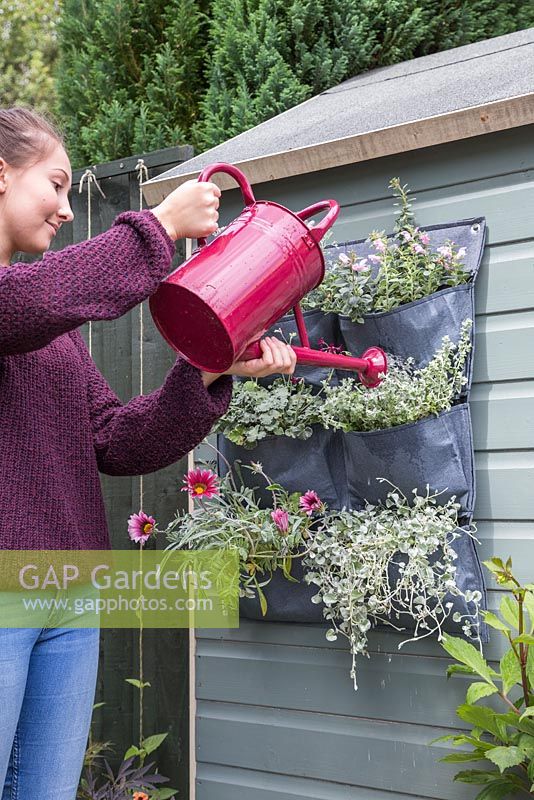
[195,125,534,800]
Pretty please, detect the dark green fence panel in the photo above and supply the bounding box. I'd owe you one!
[44,145,194,797]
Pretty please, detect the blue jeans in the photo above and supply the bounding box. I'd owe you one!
[0,625,100,800]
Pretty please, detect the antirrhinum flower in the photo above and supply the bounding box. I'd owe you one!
[374,238,387,253]
[128,511,156,544]
[181,468,219,499]
[420,232,431,245]
[353,258,369,272]
[400,230,412,241]
[413,243,425,255]
[299,490,323,516]
[338,252,350,264]
[271,508,289,532]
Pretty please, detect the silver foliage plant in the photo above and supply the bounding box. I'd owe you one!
[302,178,471,322]
[303,484,483,690]
[215,320,472,444]
[213,372,324,448]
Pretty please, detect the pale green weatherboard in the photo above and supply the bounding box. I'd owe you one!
[194,124,534,800]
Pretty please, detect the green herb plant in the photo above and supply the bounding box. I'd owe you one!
[433,558,534,799]
[320,319,472,432]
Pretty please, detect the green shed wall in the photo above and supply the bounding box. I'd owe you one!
[195,124,534,800]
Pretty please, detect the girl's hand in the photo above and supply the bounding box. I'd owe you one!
[226,336,297,378]
[200,337,297,388]
[151,180,221,241]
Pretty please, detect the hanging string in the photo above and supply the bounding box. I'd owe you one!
[79,169,106,356]
[135,158,149,751]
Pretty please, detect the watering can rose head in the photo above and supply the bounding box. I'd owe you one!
[149,162,386,387]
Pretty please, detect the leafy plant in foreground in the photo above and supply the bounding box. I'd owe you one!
[433,558,534,799]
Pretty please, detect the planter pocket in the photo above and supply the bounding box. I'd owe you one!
[384,526,488,643]
[343,403,475,517]
[240,558,325,623]
[259,308,341,391]
[327,217,486,395]
[339,283,475,391]
[218,426,347,511]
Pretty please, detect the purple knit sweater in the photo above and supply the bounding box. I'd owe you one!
[0,210,233,550]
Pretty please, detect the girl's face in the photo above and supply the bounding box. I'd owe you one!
[0,140,74,264]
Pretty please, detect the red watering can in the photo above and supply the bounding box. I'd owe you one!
[149,163,387,387]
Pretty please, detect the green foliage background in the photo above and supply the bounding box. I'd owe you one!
[1,0,533,166]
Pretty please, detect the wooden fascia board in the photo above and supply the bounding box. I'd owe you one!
[142,93,534,205]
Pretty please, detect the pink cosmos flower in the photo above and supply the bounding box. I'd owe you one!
[271,508,289,532]
[128,511,156,544]
[420,232,431,245]
[181,468,219,499]
[299,490,323,516]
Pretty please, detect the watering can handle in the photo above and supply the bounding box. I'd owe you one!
[297,199,340,244]
[196,163,256,247]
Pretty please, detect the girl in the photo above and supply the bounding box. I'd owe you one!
[0,106,296,799]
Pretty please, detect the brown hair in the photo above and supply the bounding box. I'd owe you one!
[0,107,65,168]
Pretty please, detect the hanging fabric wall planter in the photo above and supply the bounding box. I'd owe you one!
[215,213,488,638]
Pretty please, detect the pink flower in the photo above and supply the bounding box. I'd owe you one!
[368,254,382,264]
[437,245,452,258]
[319,338,343,355]
[271,509,289,532]
[373,238,387,253]
[299,490,323,516]
[420,232,430,245]
[456,247,467,260]
[128,511,156,544]
[413,243,425,255]
[400,230,412,242]
[181,468,219,499]
[352,258,369,272]
[338,253,350,265]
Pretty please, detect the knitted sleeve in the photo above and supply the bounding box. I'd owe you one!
[69,331,233,476]
[0,210,175,355]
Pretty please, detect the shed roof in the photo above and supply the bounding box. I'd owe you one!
[143,27,534,204]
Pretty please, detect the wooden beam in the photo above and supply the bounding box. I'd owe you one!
[142,94,534,205]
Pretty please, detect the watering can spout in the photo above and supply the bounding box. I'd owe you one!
[149,161,388,386]
[240,341,387,388]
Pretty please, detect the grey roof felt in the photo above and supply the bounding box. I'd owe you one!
[146,27,534,187]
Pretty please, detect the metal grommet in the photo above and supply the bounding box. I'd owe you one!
[471,223,480,234]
